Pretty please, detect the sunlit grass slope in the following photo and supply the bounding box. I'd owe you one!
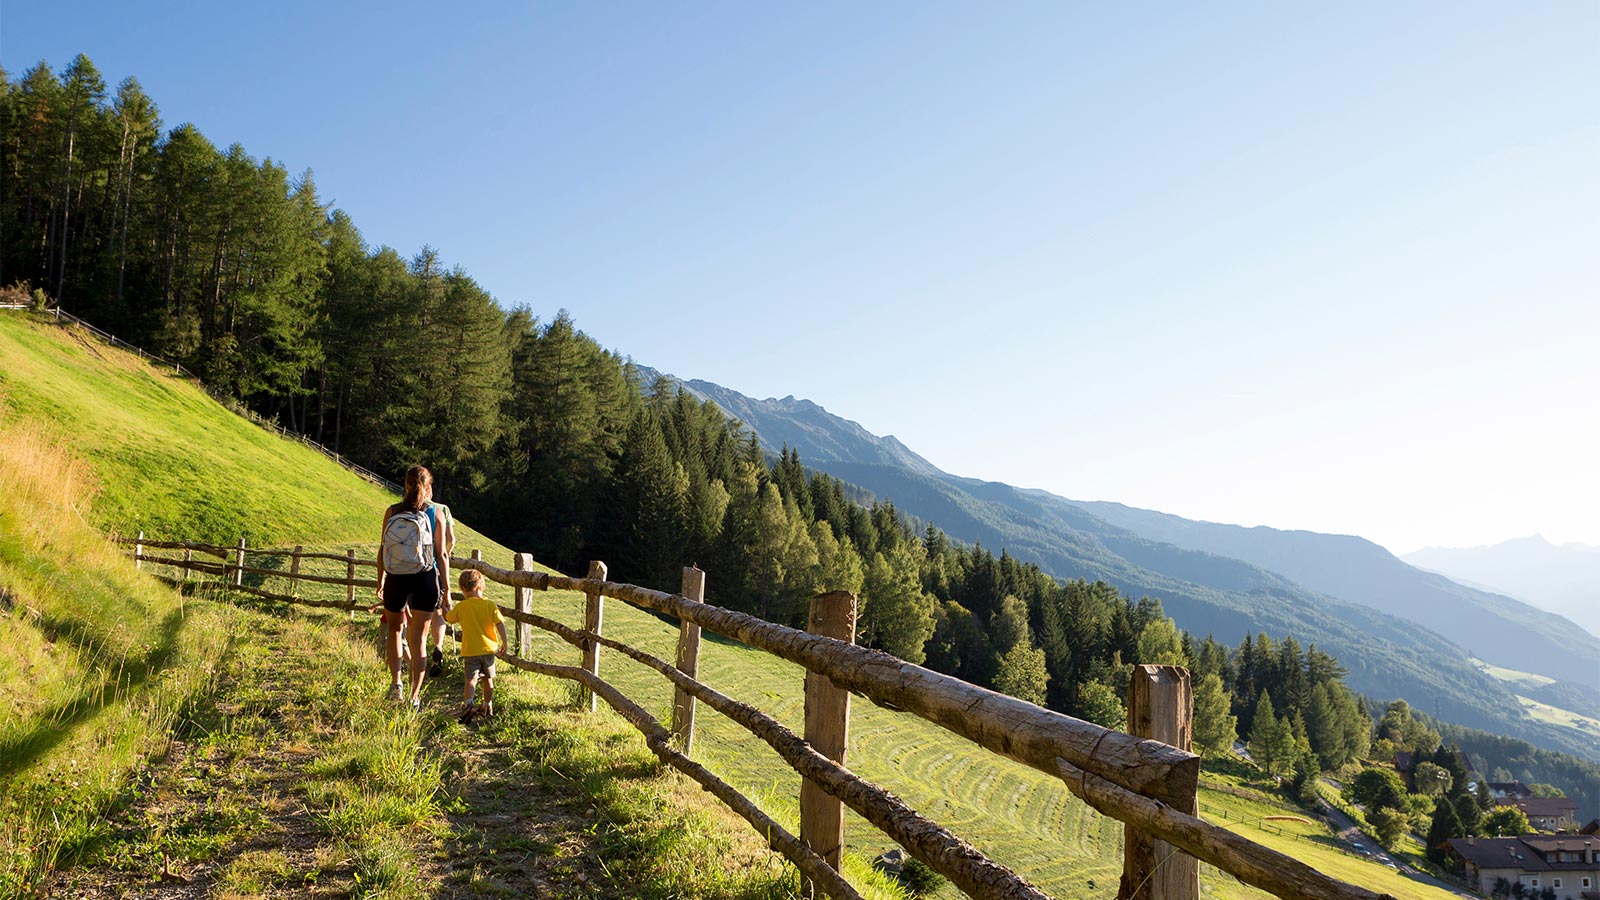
[505,589,1464,900]
[0,312,496,548]
[0,311,1458,900]
[0,408,231,896]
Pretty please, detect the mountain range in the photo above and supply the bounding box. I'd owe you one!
[1404,536,1600,639]
[639,366,1600,763]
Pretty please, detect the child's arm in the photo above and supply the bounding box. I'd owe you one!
[496,622,508,655]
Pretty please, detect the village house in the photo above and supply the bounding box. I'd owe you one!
[1449,835,1600,900]
[1498,797,1581,833]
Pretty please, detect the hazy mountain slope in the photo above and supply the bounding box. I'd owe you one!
[636,367,943,477]
[820,463,1546,738]
[640,368,1598,761]
[1072,501,1599,687]
[1405,536,1600,638]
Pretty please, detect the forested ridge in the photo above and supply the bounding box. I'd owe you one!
[4,55,1593,810]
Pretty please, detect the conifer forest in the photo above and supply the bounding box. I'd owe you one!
[8,54,1596,820]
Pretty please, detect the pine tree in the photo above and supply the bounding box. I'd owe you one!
[1134,615,1185,666]
[860,544,933,662]
[1454,793,1483,836]
[994,642,1049,707]
[1076,681,1126,730]
[1426,800,1463,863]
[1193,672,1238,755]
[1249,692,1296,778]
[1306,683,1342,770]
[603,411,687,591]
[989,596,1030,656]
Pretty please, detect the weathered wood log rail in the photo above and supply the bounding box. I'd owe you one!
[121,534,1396,900]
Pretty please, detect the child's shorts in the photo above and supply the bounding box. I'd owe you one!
[464,654,496,679]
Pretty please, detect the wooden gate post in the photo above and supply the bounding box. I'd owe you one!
[289,545,303,595]
[581,560,607,713]
[1120,665,1199,900]
[234,537,246,587]
[513,553,534,657]
[346,549,357,619]
[135,531,144,570]
[671,567,706,754]
[800,590,858,893]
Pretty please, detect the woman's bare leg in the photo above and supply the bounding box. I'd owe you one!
[406,612,430,703]
[385,612,405,689]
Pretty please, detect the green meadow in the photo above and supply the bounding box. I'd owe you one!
[0,310,1458,900]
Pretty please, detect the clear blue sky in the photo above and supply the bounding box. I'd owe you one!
[7,2,1597,554]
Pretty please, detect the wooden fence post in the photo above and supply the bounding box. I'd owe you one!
[289,545,303,595]
[513,553,534,657]
[183,548,193,582]
[582,560,607,713]
[234,537,246,587]
[1120,665,1198,900]
[346,549,357,619]
[135,531,144,570]
[800,589,858,893]
[671,567,706,755]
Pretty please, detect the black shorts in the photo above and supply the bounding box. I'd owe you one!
[384,570,441,614]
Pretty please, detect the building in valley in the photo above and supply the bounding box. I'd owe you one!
[1449,835,1600,900]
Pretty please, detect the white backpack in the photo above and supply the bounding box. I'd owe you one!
[383,506,436,575]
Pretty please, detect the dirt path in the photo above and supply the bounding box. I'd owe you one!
[44,606,626,900]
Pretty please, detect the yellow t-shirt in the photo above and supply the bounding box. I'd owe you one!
[445,595,506,658]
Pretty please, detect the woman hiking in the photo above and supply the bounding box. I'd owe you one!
[377,465,452,709]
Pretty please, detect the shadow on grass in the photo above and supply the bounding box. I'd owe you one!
[0,606,186,779]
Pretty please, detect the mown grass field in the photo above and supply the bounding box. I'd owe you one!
[1516,695,1600,736]
[1469,658,1555,691]
[1470,658,1599,739]
[0,310,1460,900]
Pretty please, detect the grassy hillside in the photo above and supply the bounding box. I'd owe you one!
[0,404,232,894]
[0,311,1459,900]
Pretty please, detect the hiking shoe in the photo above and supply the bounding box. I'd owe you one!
[386,683,403,702]
[458,703,478,725]
[409,697,421,713]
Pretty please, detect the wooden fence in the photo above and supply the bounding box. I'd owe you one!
[123,535,1397,900]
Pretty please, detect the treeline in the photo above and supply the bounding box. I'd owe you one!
[1338,700,1596,855]
[1426,715,1600,822]
[4,55,1393,774]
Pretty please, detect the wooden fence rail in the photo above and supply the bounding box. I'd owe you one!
[122,536,1396,900]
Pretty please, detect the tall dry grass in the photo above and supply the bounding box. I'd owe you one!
[0,404,231,899]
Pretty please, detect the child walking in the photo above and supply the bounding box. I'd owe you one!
[445,569,506,722]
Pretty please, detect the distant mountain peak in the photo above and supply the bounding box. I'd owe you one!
[639,367,943,477]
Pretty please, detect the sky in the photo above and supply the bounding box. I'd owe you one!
[6,2,1597,555]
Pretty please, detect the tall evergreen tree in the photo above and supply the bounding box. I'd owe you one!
[1193,672,1238,755]
[861,544,935,664]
